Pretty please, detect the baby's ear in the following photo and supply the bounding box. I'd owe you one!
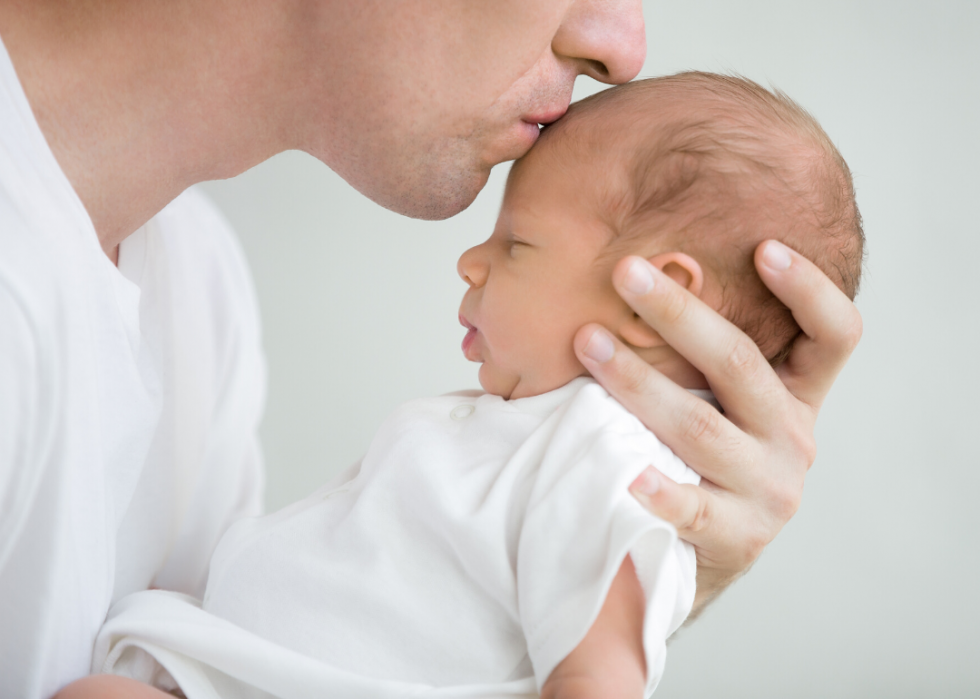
[650,252,704,296]
[618,252,705,349]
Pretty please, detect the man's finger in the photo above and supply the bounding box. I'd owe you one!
[608,255,789,438]
[629,467,712,536]
[755,240,863,410]
[630,467,765,572]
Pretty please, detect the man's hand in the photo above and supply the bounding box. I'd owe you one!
[574,240,863,615]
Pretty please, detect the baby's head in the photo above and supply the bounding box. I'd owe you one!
[458,72,864,400]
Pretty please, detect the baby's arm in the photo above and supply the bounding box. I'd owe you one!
[541,556,647,699]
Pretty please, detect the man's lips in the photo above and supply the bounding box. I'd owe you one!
[512,106,568,153]
[523,106,568,127]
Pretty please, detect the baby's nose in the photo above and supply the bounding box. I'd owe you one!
[457,245,489,288]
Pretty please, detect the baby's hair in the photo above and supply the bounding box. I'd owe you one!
[539,72,864,366]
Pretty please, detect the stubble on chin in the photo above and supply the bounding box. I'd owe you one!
[359,136,493,221]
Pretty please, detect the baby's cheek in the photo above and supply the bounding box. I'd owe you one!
[527,344,590,396]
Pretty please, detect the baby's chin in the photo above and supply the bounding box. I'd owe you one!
[478,364,520,400]
[478,364,583,401]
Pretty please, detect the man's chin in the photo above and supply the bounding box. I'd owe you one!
[357,159,490,221]
[397,174,488,221]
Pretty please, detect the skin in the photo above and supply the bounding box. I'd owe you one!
[1,0,862,653]
[53,675,176,699]
[457,141,716,400]
[542,558,647,699]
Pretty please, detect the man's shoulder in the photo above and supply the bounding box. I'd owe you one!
[155,187,249,270]
[144,188,265,401]
[0,186,73,337]
[0,189,73,419]
[151,187,261,329]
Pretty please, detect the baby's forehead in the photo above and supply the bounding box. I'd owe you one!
[504,85,792,271]
[529,85,708,160]
[520,80,819,228]
[505,109,685,242]
[505,109,642,212]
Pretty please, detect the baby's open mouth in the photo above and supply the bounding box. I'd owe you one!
[459,314,478,358]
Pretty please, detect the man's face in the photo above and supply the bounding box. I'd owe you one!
[292,0,645,220]
[457,145,632,399]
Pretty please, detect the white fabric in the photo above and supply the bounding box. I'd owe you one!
[96,378,699,698]
[0,36,266,699]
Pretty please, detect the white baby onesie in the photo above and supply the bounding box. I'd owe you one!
[95,378,701,698]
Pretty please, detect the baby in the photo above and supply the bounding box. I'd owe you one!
[67,72,863,699]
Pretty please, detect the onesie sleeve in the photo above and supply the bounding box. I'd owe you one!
[516,383,699,696]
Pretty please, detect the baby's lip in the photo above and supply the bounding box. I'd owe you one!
[459,313,480,360]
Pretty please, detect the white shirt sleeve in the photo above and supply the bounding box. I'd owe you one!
[0,289,46,697]
[151,338,266,598]
[0,190,267,698]
[139,190,267,598]
[0,277,105,699]
[0,282,39,557]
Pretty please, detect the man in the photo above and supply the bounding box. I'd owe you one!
[0,2,861,698]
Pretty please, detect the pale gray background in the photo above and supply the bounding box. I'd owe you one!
[200,0,980,696]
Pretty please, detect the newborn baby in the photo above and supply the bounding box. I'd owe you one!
[74,72,863,699]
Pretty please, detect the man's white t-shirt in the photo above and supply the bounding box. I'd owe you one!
[0,37,266,699]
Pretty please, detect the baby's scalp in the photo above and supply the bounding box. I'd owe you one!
[530,72,865,365]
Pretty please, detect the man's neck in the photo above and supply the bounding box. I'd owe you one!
[0,0,299,261]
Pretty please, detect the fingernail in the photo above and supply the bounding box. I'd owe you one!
[762,241,792,271]
[630,469,660,496]
[582,328,614,363]
[622,259,655,295]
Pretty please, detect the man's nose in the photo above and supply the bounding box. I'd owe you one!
[457,245,489,288]
[553,0,646,85]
